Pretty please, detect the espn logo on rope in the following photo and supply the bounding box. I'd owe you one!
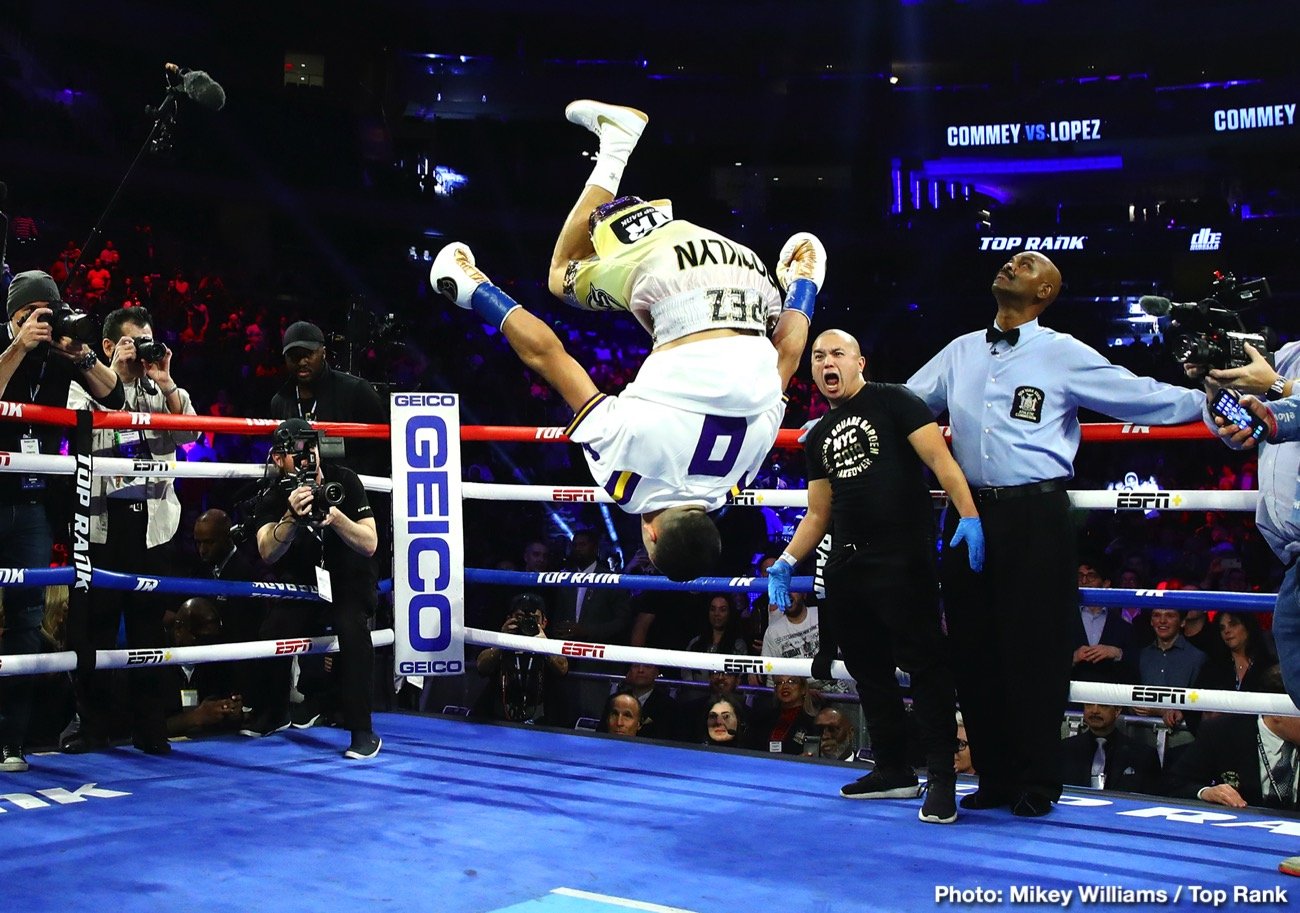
[1131,685,1191,706]
[723,658,768,675]
[274,639,313,655]
[393,393,466,677]
[561,641,606,659]
[127,649,170,666]
[1116,491,1173,510]
[553,488,596,502]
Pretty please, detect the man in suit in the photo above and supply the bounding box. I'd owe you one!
[1071,559,1135,684]
[1061,703,1160,794]
[549,529,632,645]
[1165,667,1300,810]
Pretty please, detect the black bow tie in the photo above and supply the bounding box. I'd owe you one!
[986,326,1020,347]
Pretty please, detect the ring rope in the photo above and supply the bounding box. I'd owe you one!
[0,401,1215,446]
[463,482,1258,512]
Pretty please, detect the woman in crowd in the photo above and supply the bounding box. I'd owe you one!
[682,593,749,681]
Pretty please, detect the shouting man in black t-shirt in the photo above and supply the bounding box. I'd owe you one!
[250,418,382,760]
[768,329,984,824]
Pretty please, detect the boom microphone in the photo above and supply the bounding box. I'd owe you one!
[1138,295,1172,316]
[180,69,226,111]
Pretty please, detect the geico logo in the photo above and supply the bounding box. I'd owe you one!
[561,642,606,658]
[405,412,455,654]
[1131,686,1188,705]
[723,658,766,674]
[393,393,457,407]
[534,427,566,439]
[126,650,167,665]
[0,569,25,584]
[131,460,170,473]
[274,639,313,655]
[1116,492,1171,510]
[397,659,465,674]
[552,489,596,502]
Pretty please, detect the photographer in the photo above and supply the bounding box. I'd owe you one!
[0,271,122,772]
[249,418,381,760]
[64,305,199,756]
[472,593,570,726]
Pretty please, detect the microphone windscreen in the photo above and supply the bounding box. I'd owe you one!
[182,70,226,111]
[1138,295,1171,316]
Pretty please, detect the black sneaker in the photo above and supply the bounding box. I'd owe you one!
[1012,791,1054,818]
[343,731,382,760]
[0,746,28,773]
[290,700,323,730]
[239,710,291,738]
[919,776,958,824]
[839,767,921,800]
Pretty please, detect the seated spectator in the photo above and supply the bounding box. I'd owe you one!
[611,663,677,740]
[1071,559,1134,684]
[1194,611,1276,695]
[1132,607,1207,759]
[954,713,975,776]
[813,705,858,761]
[1061,703,1160,794]
[704,693,749,750]
[1166,667,1298,810]
[682,594,749,682]
[752,675,818,755]
[163,598,245,737]
[597,687,645,738]
[676,671,743,743]
[549,529,631,646]
[471,594,569,727]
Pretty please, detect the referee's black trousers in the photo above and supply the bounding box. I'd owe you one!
[825,536,956,774]
[940,488,1075,801]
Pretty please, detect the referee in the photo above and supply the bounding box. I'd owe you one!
[907,250,1205,816]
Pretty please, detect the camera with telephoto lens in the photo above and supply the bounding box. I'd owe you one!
[1143,271,1276,371]
[132,335,167,362]
[513,611,540,637]
[273,426,344,523]
[37,303,99,347]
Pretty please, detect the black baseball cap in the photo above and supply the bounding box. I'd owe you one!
[281,320,325,354]
[272,417,317,451]
[6,270,64,319]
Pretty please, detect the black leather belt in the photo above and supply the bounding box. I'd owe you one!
[974,479,1067,503]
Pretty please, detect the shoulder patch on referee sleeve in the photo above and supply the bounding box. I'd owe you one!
[1011,386,1044,423]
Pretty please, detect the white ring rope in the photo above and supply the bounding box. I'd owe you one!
[467,630,1300,718]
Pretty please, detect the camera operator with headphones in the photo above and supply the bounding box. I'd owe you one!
[64,305,199,757]
[248,417,382,760]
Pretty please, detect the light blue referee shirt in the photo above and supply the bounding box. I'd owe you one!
[907,318,1206,488]
[1220,340,1300,564]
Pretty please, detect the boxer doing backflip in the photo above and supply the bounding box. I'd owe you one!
[431,100,822,581]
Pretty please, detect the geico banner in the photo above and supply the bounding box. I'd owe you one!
[391,393,465,677]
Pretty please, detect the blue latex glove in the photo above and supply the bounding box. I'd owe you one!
[767,560,793,612]
[949,517,985,573]
[797,418,819,444]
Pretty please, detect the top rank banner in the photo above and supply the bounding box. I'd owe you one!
[391,392,465,676]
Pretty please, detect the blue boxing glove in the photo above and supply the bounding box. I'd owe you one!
[767,554,796,612]
[949,517,985,573]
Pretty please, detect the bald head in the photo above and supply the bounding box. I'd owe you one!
[194,509,233,566]
[813,329,862,356]
[991,251,1062,314]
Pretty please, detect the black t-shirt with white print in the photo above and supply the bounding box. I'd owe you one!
[803,382,937,543]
